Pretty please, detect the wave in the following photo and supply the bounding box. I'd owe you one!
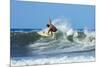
[11,50,95,66]
[11,18,95,57]
[11,18,95,66]
[10,32,41,47]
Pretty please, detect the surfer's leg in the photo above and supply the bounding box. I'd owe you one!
[52,32,57,39]
[51,31,53,35]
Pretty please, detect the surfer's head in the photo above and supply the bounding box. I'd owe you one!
[46,24,50,27]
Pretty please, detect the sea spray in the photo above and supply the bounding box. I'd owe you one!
[51,18,95,43]
[52,18,73,40]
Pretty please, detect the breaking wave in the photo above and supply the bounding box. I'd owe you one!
[11,18,95,66]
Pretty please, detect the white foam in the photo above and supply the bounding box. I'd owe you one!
[11,55,95,66]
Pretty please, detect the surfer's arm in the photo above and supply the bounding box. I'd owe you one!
[48,28,50,34]
[48,29,53,36]
[49,17,52,25]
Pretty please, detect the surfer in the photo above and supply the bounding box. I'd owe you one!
[46,18,57,35]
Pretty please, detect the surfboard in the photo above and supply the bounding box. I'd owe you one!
[37,31,52,37]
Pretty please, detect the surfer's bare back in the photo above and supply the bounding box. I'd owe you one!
[46,18,57,35]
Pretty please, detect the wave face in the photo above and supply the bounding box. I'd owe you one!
[11,19,95,66]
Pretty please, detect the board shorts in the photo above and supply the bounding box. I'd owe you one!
[50,28,57,32]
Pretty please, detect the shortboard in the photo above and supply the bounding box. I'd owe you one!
[37,31,52,37]
[37,29,52,37]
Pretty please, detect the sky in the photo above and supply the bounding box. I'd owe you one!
[11,0,95,30]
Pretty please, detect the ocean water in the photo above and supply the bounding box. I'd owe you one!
[10,19,95,66]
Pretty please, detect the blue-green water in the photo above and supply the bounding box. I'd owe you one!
[10,28,95,66]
